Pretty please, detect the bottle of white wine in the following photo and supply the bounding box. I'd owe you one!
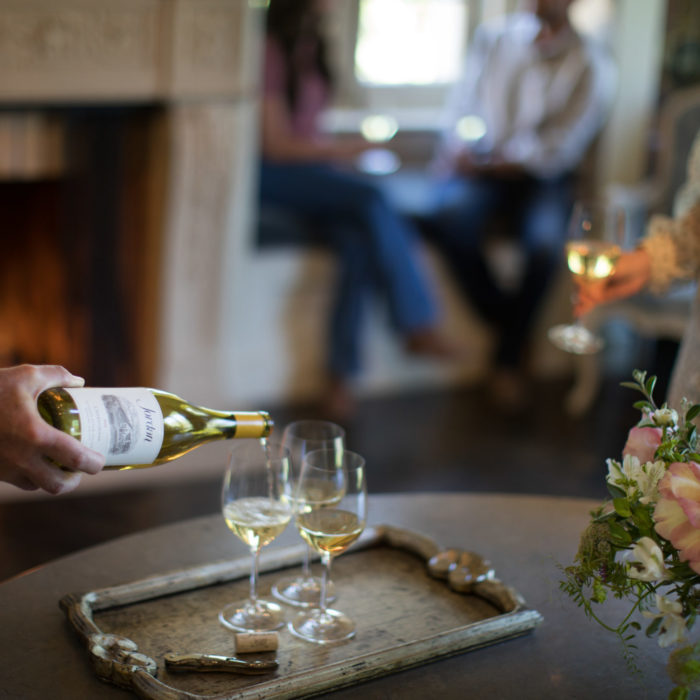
[38,387,273,471]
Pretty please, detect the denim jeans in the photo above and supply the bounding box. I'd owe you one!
[429,174,574,369]
[259,161,438,378]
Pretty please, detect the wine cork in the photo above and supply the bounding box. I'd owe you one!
[234,631,279,654]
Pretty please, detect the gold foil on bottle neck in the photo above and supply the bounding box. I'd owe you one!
[234,411,273,438]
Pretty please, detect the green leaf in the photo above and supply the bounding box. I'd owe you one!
[633,400,652,411]
[687,405,700,422]
[669,687,689,700]
[621,381,641,391]
[645,375,657,397]
[613,498,632,518]
[646,617,662,636]
[607,484,626,499]
[608,521,632,546]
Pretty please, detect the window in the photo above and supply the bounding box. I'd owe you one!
[354,0,467,86]
[326,0,473,123]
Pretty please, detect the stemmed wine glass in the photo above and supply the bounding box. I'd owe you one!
[271,420,346,608]
[548,200,627,354]
[218,439,292,632]
[289,448,367,644]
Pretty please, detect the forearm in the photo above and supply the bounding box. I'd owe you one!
[641,202,700,293]
[261,135,351,164]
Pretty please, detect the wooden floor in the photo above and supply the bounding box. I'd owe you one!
[0,360,666,583]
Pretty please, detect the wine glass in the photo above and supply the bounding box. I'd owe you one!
[548,200,627,354]
[289,448,367,644]
[271,420,346,608]
[218,439,292,632]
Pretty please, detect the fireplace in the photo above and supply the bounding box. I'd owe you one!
[1,107,165,385]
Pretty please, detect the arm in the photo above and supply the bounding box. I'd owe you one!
[574,141,700,316]
[638,134,700,292]
[431,22,495,175]
[0,365,104,494]
[260,93,368,164]
[503,40,616,178]
[260,37,368,164]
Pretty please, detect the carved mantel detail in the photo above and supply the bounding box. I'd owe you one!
[0,0,255,103]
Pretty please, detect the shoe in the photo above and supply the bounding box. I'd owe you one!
[489,367,527,413]
[322,376,357,423]
[404,328,466,361]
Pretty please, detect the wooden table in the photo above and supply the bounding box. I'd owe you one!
[0,492,671,699]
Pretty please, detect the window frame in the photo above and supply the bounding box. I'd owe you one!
[325,0,476,121]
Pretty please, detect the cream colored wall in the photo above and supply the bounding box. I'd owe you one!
[596,0,668,189]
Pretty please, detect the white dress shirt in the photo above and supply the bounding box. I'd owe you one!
[439,13,616,179]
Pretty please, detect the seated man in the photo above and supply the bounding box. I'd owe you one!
[429,0,615,408]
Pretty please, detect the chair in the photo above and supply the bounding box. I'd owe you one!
[565,84,700,415]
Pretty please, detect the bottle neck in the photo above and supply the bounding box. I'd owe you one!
[207,411,272,439]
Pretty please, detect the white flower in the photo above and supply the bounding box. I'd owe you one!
[607,456,666,504]
[606,458,625,487]
[642,594,687,648]
[626,457,666,504]
[626,537,669,582]
[652,407,678,428]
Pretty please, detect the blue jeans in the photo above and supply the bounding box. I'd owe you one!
[259,161,438,378]
[430,174,573,369]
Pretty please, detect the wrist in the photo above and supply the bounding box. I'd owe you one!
[631,247,652,284]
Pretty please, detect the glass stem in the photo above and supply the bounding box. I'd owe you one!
[302,544,312,578]
[320,553,332,613]
[249,547,260,605]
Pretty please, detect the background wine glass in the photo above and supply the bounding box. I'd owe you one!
[218,439,292,632]
[289,448,367,644]
[548,200,627,354]
[272,420,346,608]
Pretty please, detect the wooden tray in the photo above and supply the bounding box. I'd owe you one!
[60,525,543,699]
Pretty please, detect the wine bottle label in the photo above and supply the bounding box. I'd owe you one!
[65,388,164,466]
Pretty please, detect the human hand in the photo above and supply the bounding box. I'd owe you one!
[454,149,525,179]
[0,365,105,494]
[332,136,373,162]
[573,248,652,317]
[453,148,482,176]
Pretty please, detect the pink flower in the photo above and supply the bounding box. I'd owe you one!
[623,426,663,464]
[654,462,700,574]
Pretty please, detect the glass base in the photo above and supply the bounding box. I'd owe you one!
[271,574,336,608]
[548,323,604,355]
[218,599,285,632]
[289,608,355,644]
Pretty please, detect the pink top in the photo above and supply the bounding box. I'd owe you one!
[263,37,329,141]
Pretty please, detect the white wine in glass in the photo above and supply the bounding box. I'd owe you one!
[548,201,626,354]
[218,440,292,633]
[289,448,366,645]
[271,420,346,608]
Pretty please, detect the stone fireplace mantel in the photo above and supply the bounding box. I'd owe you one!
[0,0,257,103]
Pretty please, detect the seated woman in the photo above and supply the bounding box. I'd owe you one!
[259,0,457,417]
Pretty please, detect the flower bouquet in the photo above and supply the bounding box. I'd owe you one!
[561,370,700,700]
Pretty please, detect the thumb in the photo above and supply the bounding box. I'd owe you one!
[30,365,86,396]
